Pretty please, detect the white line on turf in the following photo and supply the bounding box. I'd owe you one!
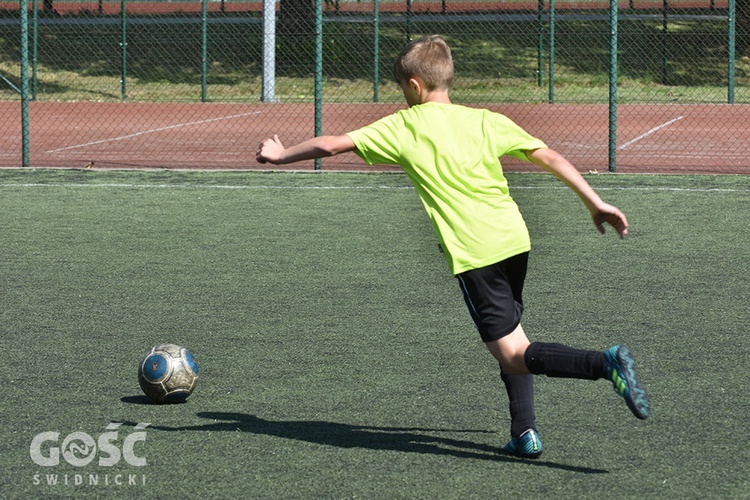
[0,183,747,193]
[45,111,263,153]
[618,116,685,150]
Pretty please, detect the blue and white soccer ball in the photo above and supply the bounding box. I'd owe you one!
[138,344,199,404]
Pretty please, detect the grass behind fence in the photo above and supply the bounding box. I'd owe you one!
[0,170,748,498]
[1,16,748,103]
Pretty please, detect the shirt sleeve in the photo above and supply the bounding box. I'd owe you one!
[493,113,548,160]
[346,112,405,166]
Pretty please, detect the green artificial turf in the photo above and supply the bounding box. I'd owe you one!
[1,169,748,498]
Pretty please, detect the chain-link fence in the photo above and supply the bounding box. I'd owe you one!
[1,0,748,172]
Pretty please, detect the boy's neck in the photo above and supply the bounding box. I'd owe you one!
[421,89,452,105]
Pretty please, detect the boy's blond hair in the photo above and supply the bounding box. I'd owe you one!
[392,35,454,90]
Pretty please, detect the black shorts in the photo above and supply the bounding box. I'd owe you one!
[456,252,529,342]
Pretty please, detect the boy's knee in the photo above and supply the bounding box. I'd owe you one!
[485,337,530,374]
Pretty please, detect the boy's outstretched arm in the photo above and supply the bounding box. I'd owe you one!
[256,134,356,165]
[524,147,629,238]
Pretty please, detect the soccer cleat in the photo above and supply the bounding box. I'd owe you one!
[604,345,651,420]
[503,429,543,459]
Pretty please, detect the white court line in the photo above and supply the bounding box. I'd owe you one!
[515,186,750,193]
[0,183,748,193]
[46,111,262,153]
[0,183,412,190]
[618,116,684,150]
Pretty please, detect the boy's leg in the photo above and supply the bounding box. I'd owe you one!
[524,341,606,379]
[499,366,543,459]
[487,324,606,379]
[457,255,546,457]
[486,325,651,419]
[500,367,536,437]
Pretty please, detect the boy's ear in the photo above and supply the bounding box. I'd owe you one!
[408,77,422,94]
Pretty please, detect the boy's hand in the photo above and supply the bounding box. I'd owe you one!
[256,134,284,164]
[590,203,629,238]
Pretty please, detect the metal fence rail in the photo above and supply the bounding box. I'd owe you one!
[1,0,748,172]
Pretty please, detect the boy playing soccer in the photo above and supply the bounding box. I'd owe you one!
[256,35,650,458]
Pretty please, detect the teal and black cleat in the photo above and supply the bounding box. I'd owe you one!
[605,345,651,420]
[503,429,543,459]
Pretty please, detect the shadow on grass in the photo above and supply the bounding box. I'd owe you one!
[133,411,608,474]
[121,395,188,405]
[121,395,156,405]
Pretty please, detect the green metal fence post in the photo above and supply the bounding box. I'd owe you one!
[728,0,735,103]
[537,0,544,88]
[20,0,30,167]
[120,0,127,100]
[31,0,38,100]
[608,0,618,172]
[373,0,380,102]
[661,0,669,85]
[548,0,555,104]
[201,0,208,102]
[314,0,323,170]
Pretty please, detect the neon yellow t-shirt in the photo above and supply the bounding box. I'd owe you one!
[346,102,547,275]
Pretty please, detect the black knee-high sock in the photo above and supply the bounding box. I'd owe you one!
[500,366,536,438]
[524,342,607,380]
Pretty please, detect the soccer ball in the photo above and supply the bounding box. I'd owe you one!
[138,344,199,404]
